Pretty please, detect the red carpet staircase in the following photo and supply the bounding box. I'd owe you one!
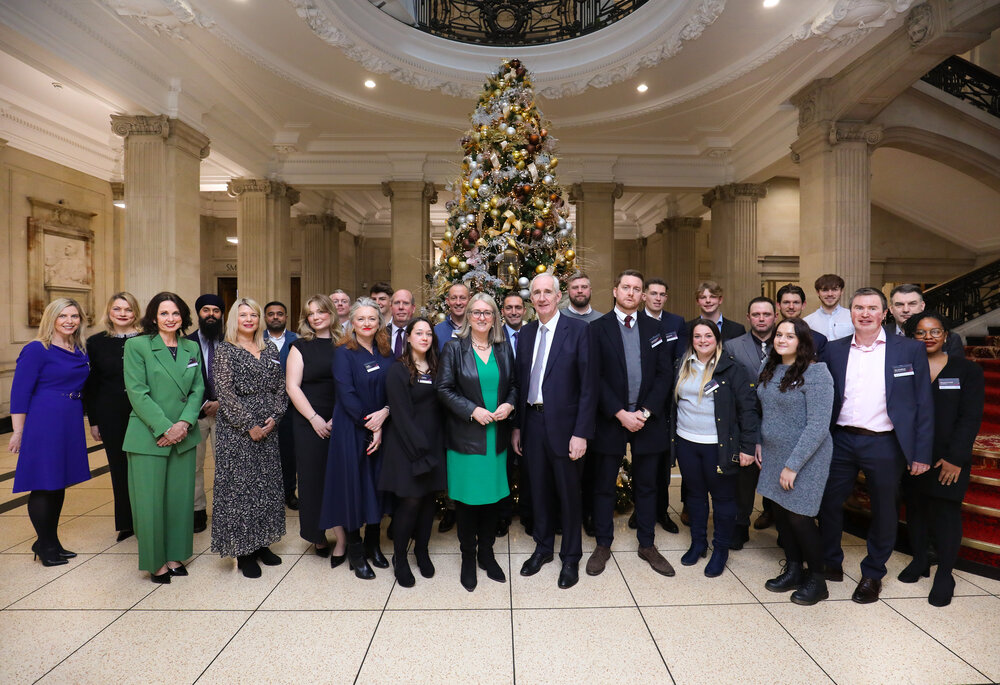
[963,327,1000,571]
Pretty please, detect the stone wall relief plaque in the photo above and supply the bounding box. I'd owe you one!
[27,197,97,326]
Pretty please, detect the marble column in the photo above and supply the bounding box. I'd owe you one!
[110,182,125,291]
[326,215,346,293]
[382,181,436,304]
[227,178,299,309]
[570,182,623,303]
[791,120,882,297]
[702,183,766,316]
[299,213,345,298]
[659,216,703,320]
[111,114,209,309]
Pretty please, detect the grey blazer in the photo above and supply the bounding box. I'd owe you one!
[725,332,769,382]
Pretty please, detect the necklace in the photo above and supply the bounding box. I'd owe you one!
[471,339,490,351]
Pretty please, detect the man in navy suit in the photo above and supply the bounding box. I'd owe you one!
[512,272,597,589]
[264,301,300,510]
[818,287,933,604]
[587,270,675,578]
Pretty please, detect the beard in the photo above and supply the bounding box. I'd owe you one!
[199,316,223,341]
[570,293,591,308]
[266,320,285,333]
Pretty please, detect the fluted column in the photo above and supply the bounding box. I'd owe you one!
[299,214,325,299]
[382,181,436,304]
[111,114,209,308]
[702,184,766,316]
[326,215,346,293]
[570,182,623,304]
[227,178,299,309]
[659,216,703,320]
[791,117,882,298]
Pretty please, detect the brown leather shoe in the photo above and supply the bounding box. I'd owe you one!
[638,546,675,577]
[851,576,881,604]
[586,545,611,576]
[752,510,773,530]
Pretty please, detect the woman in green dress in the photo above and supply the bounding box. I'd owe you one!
[437,293,517,591]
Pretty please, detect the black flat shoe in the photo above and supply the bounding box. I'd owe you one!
[314,544,330,558]
[116,530,134,542]
[478,555,507,583]
[557,563,579,589]
[151,570,171,584]
[167,562,188,577]
[237,554,262,579]
[31,542,68,567]
[193,510,207,534]
[520,551,554,576]
[255,547,282,566]
[659,515,679,534]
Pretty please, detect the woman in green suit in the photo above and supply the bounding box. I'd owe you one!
[123,292,204,583]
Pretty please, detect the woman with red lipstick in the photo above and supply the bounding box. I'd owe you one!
[211,298,288,579]
[321,297,395,579]
[901,311,983,606]
[85,292,143,542]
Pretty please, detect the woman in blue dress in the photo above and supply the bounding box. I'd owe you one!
[8,298,91,566]
[320,298,394,579]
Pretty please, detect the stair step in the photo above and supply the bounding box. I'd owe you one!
[964,487,1000,515]
[971,466,1000,486]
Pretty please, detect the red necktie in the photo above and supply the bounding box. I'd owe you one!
[624,315,632,329]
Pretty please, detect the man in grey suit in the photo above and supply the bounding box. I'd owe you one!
[725,296,776,550]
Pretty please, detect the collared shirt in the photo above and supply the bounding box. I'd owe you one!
[837,328,893,432]
[504,324,520,358]
[390,323,407,357]
[804,305,854,341]
[643,308,661,321]
[528,310,560,404]
[265,330,287,353]
[613,306,638,327]
[751,332,773,362]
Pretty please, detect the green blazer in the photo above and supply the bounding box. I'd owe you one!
[122,333,205,455]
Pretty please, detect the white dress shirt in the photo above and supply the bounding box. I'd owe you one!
[528,310,560,404]
[804,305,854,341]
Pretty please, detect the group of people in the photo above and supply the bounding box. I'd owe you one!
[6,269,984,608]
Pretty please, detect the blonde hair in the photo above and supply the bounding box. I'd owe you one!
[35,297,86,351]
[674,321,723,403]
[456,293,506,344]
[224,297,266,350]
[338,297,391,356]
[297,293,341,343]
[99,291,142,335]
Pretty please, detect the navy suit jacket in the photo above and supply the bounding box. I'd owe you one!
[651,310,687,362]
[589,311,672,456]
[822,333,934,466]
[264,330,298,370]
[686,316,745,342]
[514,314,597,455]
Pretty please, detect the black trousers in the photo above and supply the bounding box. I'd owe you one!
[819,429,906,579]
[772,503,823,572]
[95,405,133,532]
[593,451,658,548]
[905,494,962,579]
[278,419,296,497]
[455,501,499,560]
[523,410,583,564]
[292,413,329,545]
[654,452,672,521]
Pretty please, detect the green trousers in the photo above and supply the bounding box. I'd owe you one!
[127,447,195,573]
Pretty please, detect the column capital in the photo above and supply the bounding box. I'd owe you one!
[790,121,884,163]
[568,182,624,203]
[298,214,322,225]
[111,182,124,204]
[382,180,438,202]
[111,114,210,159]
[227,178,298,203]
[656,216,703,233]
[702,183,767,209]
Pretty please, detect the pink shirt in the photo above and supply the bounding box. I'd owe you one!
[836,328,894,432]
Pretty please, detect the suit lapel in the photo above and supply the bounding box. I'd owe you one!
[884,335,899,402]
[542,316,569,382]
[602,316,627,377]
[150,334,186,392]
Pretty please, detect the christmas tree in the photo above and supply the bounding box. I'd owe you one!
[429,58,576,319]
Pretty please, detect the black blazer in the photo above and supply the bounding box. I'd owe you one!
[185,330,221,405]
[590,311,671,456]
[686,316,745,342]
[654,310,687,362]
[437,336,517,455]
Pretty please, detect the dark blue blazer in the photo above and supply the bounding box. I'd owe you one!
[589,311,671,456]
[811,329,827,359]
[264,330,298,370]
[514,313,597,455]
[822,333,934,466]
[655,310,687,362]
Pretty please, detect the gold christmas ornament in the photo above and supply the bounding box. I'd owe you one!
[435,312,446,323]
[565,249,575,260]
[448,255,460,268]
[549,157,559,168]
[535,264,548,274]
[472,178,482,188]
[443,230,453,241]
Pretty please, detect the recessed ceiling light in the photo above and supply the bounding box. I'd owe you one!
[636,83,648,93]
[364,79,376,89]
[763,0,780,7]
[226,236,239,244]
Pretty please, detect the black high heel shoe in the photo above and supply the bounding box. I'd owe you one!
[347,542,375,580]
[56,546,77,559]
[365,538,389,569]
[31,542,68,567]
[330,551,346,569]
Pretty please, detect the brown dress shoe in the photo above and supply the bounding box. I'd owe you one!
[638,546,676,577]
[586,545,611,576]
[753,510,773,530]
[851,577,881,604]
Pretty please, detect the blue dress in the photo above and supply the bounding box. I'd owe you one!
[320,344,394,530]
[11,341,91,492]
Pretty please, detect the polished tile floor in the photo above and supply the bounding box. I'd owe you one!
[2,443,999,684]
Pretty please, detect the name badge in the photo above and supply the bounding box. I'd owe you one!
[649,334,663,348]
[893,364,914,377]
[417,373,433,385]
[364,361,381,373]
[664,331,678,342]
[186,358,199,368]
[703,379,720,394]
[271,358,280,364]
[938,378,961,390]
[452,330,459,338]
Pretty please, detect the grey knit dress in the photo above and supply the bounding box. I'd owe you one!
[756,363,834,516]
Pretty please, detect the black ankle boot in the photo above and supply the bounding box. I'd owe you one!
[790,573,829,606]
[414,548,435,578]
[765,561,804,593]
[477,551,506,583]
[237,554,261,579]
[347,542,375,580]
[393,554,415,588]
[364,535,389,569]
[460,553,477,591]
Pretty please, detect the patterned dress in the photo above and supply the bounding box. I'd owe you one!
[211,341,288,557]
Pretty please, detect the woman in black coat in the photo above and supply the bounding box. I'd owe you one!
[379,317,447,587]
[901,311,984,607]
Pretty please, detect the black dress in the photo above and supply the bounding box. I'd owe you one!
[84,332,140,532]
[379,363,446,498]
[289,336,337,544]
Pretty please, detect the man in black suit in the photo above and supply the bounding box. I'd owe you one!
[818,287,933,604]
[886,284,964,357]
[587,270,675,577]
[512,272,597,589]
[186,293,225,534]
[776,284,827,361]
[687,280,745,341]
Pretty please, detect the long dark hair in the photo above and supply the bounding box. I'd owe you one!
[759,318,815,392]
[401,317,439,383]
[140,292,192,335]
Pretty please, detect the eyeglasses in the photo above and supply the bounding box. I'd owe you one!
[913,328,945,339]
[469,310,494,319]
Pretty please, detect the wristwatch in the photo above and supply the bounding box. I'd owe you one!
[641,408,651,420]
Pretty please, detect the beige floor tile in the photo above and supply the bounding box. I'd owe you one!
[0,514,36,551]
[839,547,987,599]
[510,552,634,609]
[358,609,513,684]
[769,599,986,685]
[513,607,668,684]
[954,569,1000,595]
[71,472,114,489]
[725,546,858,603]
[885,595,1000,682]
[0,609,122,685]
[134,553,292,610]
[258,552,394,610]
[0,553,84,609]
[37,609,250,684]
[618,548,758,606]
[60,488,114,515]
[502,525,597,555]
[0,487,21,506]
[0,453,20,470]
[385,552,511,610]
[10,553,156,610]
[643,604,833,685]
[199,610,381,683]
[6,515,118,555]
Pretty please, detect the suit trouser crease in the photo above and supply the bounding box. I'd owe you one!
[593,451,659,548]
[128,447,195,573]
